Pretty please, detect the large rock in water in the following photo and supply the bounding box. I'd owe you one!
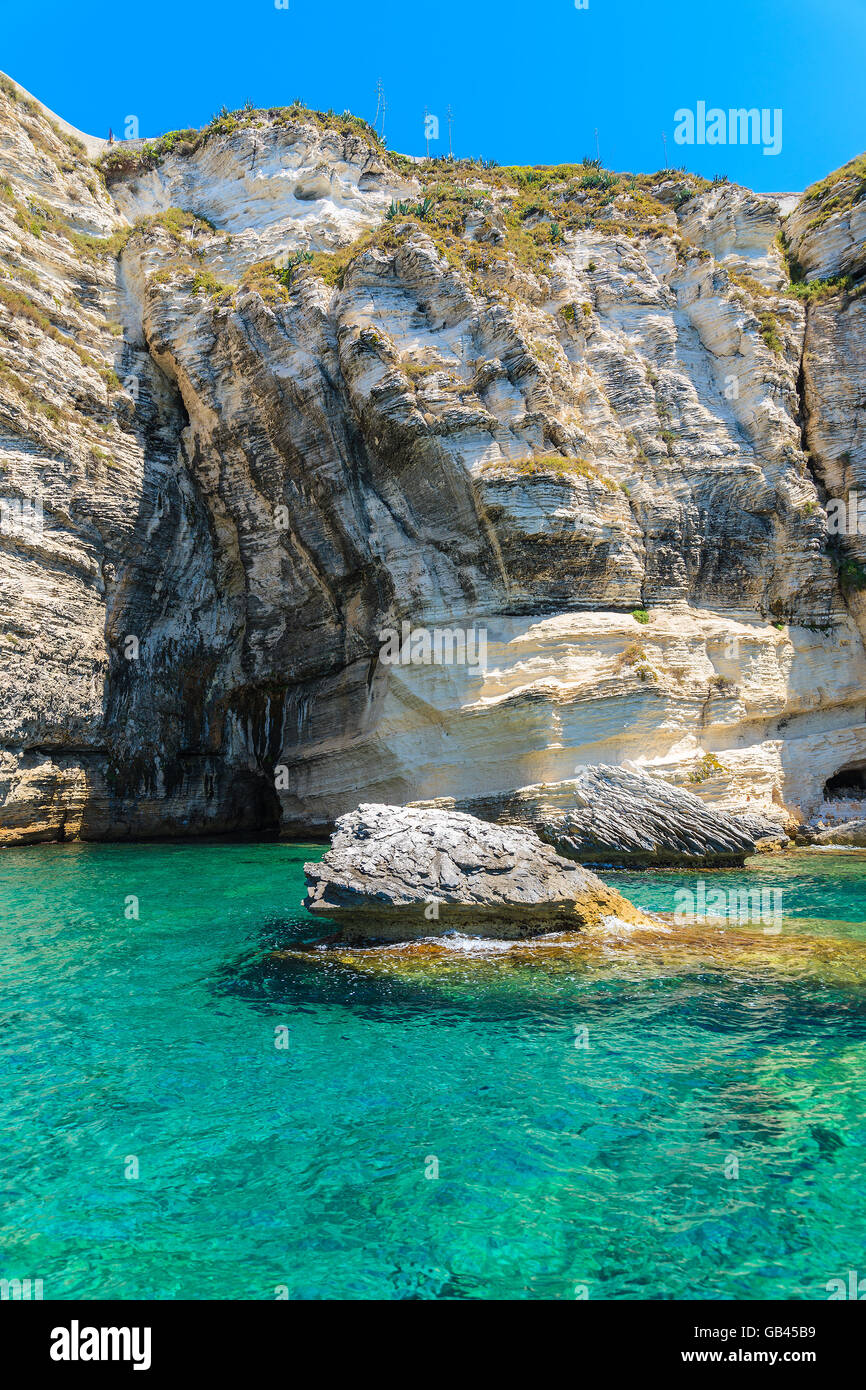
[303,803,653,940]
[808,819,866,847]
[415,765,783,867]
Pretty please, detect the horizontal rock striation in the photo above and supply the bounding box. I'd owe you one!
[302,802,653,939]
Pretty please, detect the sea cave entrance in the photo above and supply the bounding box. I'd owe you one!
[823,763,866,801]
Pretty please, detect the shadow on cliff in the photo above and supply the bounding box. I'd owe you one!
[75,340,306,841]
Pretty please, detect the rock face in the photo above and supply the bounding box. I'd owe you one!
[303,803,653,939]
[414,763,783,866]
[787,157,866,664]
[807,820,866,847]
[0,74,864,846]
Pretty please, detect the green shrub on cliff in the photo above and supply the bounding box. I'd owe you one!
[787,274,863,304]
[758,312,784,354]
[191,269,234,302]
[616,641,647,669]
[688,752,729,783]
[480,454,619,490]
[240,256,312,304]
[836,554,866,593]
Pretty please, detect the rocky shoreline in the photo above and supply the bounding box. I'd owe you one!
[301,777,864,942]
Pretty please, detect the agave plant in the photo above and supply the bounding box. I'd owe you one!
[579,172,613,190]
[272,249,314,289]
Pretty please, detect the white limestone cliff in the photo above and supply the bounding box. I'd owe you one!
[0,82,864,844]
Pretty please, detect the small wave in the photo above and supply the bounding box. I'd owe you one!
[599,913,672,936]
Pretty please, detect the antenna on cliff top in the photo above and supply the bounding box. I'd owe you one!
[662,132,668,169]
[424,106,430,158]
[446,105,454,159]
[374,78,384,135]
[595,127,600,163]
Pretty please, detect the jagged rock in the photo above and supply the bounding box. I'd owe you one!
[302,803,653,940]
[736,812,791,852]
[416,765,773,867]
[809,820,866,847]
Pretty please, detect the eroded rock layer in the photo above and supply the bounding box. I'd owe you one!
[412,763,780,867]
[0,78,864,843]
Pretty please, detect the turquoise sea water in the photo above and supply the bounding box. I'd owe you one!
[1,842,866,1300]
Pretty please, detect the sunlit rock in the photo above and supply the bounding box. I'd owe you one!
[303,802,654,939]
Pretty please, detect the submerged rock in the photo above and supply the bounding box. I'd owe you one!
[417,764,779,867]
[302,802,653,940]
[277,916,866,995]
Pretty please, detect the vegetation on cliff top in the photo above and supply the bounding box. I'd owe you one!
[0,72,87,166]
[93,99,716,285]
[72,96,866,331]
[98,99,388,183]
[800,153,866,229]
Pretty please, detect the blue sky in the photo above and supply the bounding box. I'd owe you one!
[2,0,863,190]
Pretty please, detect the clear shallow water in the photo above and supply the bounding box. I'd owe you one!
[1,842,866,1300]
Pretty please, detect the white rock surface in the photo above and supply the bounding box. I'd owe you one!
[0,87,864,844]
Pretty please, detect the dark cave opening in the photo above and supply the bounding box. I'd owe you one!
[229,770,283,833]
[824,765,866,801]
